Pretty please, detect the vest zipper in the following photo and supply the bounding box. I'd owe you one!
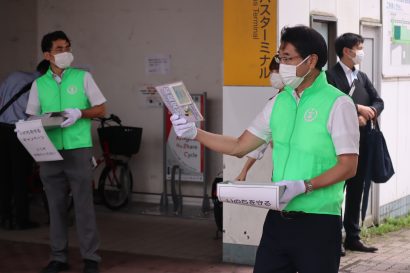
[281,93,306,179]
[58,79,64,150]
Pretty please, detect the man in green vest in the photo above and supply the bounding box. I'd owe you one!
[26,31,106,273]
[170,25,359,273]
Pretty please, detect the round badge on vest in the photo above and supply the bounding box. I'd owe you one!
[304,108,318,122]
[66,85,78,95]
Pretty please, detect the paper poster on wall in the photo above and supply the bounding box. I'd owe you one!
[145,54,171,75]
[164,94,205,182]
[382,0,410,77]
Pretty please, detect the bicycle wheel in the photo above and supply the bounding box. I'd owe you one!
[98,161,133,210]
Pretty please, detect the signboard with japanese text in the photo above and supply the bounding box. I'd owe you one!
[224,0,277,86]
[15,119,63,162]
[164,94,206,182]
[382,0,410,77]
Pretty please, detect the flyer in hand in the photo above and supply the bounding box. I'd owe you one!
[26,112,65,129]
[217,181,286,210]
[155,81,204,122]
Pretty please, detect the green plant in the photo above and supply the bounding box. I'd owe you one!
[361,214,410,240]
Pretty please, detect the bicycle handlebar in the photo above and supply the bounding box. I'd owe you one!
[94,114,122,127]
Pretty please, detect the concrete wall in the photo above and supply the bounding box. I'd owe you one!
[36,0,223,202]
[0,0,37,81]
[379,79,410,208]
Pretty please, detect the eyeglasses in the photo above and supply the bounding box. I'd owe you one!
[50,46,72,54]
[273,54,302,64]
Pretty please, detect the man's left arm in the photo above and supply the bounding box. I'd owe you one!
[61,72,107,127]
[362,72,384,116]
[82,72,107,118]
[81,104,106,119]
[312,96,360,187]
[309,154,357,190]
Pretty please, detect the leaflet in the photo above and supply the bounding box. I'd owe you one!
[15,119,63,162]
[26,112,65,129]
[155,81,204,122]
[217,181,285,210]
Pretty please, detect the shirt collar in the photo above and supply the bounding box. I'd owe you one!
[283,71,327,103]
[339,61,359,77]
[46,67,67,84]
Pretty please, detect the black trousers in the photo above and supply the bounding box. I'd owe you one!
[343,134,368,242]
[0,123,33,225]
[254,210,341,273]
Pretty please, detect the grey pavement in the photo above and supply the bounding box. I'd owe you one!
[0,202,409,273]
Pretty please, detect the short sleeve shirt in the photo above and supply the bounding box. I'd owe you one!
[247,90,360,156]
[26,70,106,115]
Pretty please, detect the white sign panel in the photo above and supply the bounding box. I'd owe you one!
[15,119,63,162]
[382,0,410,77]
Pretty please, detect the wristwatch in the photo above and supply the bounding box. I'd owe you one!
[304,179,314,194]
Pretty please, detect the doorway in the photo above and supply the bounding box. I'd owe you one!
[360,22,382,226]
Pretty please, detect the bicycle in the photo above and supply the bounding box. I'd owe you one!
[93,114,143,210]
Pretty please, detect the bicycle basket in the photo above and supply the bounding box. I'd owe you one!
[97,126,142,156]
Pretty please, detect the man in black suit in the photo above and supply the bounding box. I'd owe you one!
[326,33,384,255]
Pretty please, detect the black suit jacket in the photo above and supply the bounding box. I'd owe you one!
[326,62,384,115]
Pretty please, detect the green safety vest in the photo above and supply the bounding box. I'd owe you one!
[36,67,92,150]
[270,72,346,215]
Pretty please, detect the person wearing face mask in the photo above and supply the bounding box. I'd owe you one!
[26,31,106,273]
[235,58,282,181]
[170,25,359,273]
[326,33,384,256]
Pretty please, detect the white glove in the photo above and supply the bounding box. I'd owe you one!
[275,180,306,210]
[170,114,197,139]
[61,108,82,128]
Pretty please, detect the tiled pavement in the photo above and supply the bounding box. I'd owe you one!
[339,228,410,273]
[0,203,409,273]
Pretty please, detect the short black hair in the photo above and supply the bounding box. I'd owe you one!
[280,25,328,70]
[36,60,50,75]
[334,33,364,58]
[41,31,71,53]
[269,57,279,72]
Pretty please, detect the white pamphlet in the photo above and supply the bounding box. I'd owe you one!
[15,119,63,162]
[217,181,286,210]
[155,81,204,122]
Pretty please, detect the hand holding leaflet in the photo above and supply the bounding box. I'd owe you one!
[61,108,82,128]
[170,114,197,139]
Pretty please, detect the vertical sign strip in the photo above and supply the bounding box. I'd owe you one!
[224,0,277,86]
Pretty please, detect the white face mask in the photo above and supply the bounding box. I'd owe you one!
[53,52,74,69]
[269,72,285,90]
[279,55,311,89]
[350,49,364,65]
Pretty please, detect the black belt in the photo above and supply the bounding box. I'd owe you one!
[273,210,306,220]
[0,122,16,129]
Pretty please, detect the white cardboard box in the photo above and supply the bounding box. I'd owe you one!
[217,181,285,210]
